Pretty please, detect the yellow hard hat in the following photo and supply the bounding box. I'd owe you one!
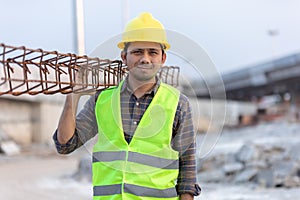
[117,12,170,50]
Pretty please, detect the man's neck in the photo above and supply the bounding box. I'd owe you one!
[127,76,156,98]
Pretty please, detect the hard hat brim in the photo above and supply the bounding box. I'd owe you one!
[117,41,170,50]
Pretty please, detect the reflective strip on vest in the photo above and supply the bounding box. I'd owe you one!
[93,183,177,198]
[93,151,179,169]
[92,151,126,162]
[93,184,122,196]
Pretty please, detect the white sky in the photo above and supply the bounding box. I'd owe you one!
[1,0,300,75]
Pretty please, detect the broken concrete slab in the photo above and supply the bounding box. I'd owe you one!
[234,168,258,183]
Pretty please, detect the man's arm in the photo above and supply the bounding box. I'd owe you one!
[57,66,93,144]
[54,90,100,154]
[173,94,201,199]
[57,93,81,144]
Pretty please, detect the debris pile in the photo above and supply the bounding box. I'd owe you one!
[197,121,300,188]
[0,128,20,156]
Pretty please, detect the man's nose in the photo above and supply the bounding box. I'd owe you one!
[140,52,151,64]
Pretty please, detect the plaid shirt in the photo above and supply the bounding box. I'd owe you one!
[53,77,201,196]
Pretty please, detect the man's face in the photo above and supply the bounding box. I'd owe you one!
[121,41,166,82]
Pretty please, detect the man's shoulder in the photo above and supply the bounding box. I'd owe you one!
[179,92,190,103]
[160,83,190,104]
[94,86,117,102]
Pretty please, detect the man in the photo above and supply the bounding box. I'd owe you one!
[53,12,201,199]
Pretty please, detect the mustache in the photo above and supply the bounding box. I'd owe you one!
[136,64,161,69]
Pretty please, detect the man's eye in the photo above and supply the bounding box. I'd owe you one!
[131,50,143,55]
[149,51,159,55]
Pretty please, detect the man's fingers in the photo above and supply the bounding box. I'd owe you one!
[73,65,94,95]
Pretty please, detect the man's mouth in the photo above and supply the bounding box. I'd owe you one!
[137,64,154,69]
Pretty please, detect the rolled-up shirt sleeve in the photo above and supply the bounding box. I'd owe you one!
[53,129,81,154]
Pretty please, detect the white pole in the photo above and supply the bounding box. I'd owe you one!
[122,0,129,29]
[73,0,88,111]
[74,0,86,55]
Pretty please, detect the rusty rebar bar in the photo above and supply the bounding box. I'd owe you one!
[0,43,179,96]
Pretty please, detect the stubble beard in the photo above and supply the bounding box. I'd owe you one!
[130,63,161,82]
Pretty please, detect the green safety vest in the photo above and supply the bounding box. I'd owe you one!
[93,81,180,200]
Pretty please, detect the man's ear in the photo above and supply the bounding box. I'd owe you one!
[162,53,166,64]
[121,51,127,65]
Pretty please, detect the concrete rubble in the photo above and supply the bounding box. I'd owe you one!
[0,128,20,156]
[197,120,300,189]
[0,141,21,156]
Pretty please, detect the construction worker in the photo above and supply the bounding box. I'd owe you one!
[53,12,201,199]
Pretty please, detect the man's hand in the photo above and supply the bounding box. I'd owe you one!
[73,65,96,96]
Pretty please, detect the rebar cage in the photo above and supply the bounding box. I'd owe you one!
[0,43,179,96]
